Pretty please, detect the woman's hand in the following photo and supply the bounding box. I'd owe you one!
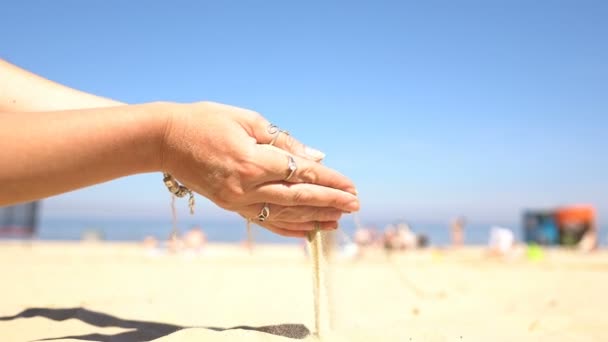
[160,102,359,237]
[0,60,358,230]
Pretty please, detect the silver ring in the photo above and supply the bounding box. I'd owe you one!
[267,123,279,135]
[267,123,289,146]
[257,203,270,222]
[285,155,297,181]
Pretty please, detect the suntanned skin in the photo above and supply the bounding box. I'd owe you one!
[0,58,121,112]
[0,60,359,237]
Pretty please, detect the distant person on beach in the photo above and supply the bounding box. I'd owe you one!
[450,216,466,247]
[486,226,515,257]
[395,222,417,250]
[383,224,397,251]
[184,226,207,252]
[166,231,184,254]
[0,59,359,238]
[354,227,374,247]
[577,229,598,253]
[142,236,159,250]
[353,226,375,257]
[383,223,419,252]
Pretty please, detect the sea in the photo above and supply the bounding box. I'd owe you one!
[33,216,608,247]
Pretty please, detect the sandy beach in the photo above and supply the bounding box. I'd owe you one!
[1,241,607,341]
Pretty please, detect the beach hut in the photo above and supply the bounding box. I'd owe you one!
[523,210,559,245]
[523,205,596,247]
[556,205,595,246]
[0,202,39,238]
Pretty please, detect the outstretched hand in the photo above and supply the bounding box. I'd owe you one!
[161,102,359,237]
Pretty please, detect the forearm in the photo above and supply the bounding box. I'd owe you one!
[0,59,123,111]
[0,103,168,205]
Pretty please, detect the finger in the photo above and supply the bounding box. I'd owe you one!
[270,130,326,162]
[254,145,357,195]
[250,183,360,212]
[269,220,339,231]
[240,204,344,223]
[262,224,308,238]
[249,116,326,161]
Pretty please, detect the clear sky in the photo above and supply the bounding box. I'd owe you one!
[2,1,607,225]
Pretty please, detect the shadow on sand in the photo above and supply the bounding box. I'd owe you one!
[0,307,310,341]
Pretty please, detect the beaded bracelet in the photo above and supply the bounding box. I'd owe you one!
[162,173,195,214]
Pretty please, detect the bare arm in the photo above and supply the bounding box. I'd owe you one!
[0,60,359,236]
[0,104,167,205]
[0,59,142,204]
[0,58,122,111]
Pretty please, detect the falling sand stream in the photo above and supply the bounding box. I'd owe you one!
[306,228,331,338]
[170,190,332,339]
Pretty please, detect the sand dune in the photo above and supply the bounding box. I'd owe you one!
[1,242,608,341]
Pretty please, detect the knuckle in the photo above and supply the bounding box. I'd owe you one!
[227,184,246,201]
[242,109,266,129]
[329,195,344,209]
[237,151,264,181]
[251,111,265,124]
[292,189,312,205]
[299,167,318,184]
[214,184,245,210]
[212,195,231,210]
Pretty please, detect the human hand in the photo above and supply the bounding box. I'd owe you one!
[159,101,359,237]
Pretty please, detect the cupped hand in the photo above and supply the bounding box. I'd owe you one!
[160,101,359,237]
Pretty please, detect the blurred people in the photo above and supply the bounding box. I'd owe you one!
[352,226,376,258]
[383,222,418,252]
[142,235,162,257]
[487,226,515,257]
[417,234,429,248]
[142,235,159,249]
[383,224,397,252]
[184,226,207,253]
[578,229,598,253]
[396,223,418,250]
[354,227,375,247]
[450,216,466,248]
[167,232,183,254]
[338,229,359,259]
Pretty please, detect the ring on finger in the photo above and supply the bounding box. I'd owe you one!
[267,123,289,146]
[285,155,297,181]
[257,203,271,222]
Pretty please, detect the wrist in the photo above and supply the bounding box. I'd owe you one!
[142,101,177,173]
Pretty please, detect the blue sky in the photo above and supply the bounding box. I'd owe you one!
[2,1,607,225]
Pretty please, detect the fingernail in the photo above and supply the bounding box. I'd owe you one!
[343,211,352,214]
[346,199,360,211]
[304,146,326,161]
